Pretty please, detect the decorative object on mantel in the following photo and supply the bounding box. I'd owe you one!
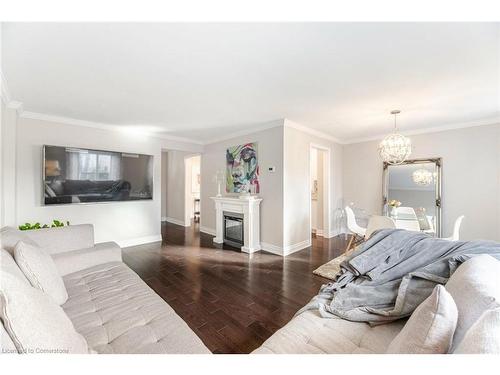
[412,168,433,186]
[226,142,260,194]
[213,170,225,197]
[388,199,401,219]
[378,110,412,165]
[211,196,262,254]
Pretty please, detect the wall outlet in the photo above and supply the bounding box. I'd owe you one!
[268,166,276,173]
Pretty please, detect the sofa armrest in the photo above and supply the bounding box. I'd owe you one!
[51,242,122,276]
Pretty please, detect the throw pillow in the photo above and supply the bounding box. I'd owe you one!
[386,285,458,354]
[14,241,68,305]
[445,254,500,350]
[454,307,500,354]
[0,272,88,354]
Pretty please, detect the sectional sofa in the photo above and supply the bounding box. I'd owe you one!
[0,224,210,354]
[2,224,499,354]
[253,254,500,354]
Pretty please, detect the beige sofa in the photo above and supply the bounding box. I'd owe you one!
[0,224,210,354]
[254,254,500,354]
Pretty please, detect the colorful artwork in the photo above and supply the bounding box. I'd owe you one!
[226,143,259,194]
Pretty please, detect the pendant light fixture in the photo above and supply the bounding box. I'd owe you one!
[412,168,433,186]
[378,110,412,165]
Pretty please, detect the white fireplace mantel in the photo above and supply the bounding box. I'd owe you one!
[211,196,262,254]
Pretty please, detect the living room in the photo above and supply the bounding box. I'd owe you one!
[1,1,500,374]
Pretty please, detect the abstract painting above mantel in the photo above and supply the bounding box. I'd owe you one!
[226,142,260,194]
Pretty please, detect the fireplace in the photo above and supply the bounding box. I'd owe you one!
[211,196,262,254]
[223,211,244,248]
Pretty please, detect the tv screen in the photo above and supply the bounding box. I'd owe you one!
[43,145,153,205]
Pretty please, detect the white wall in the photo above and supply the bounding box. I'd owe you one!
[310,147,325,234]
[185,155,200,222]
[14,116,202,247]
[343,124,500,241]
[162,150,190,226]
[200,120,285,249]
[160,152,168,219]
[1,103,18,227]
[283,120,344,252]
[0,99,5,227]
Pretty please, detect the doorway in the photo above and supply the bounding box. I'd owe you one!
[309,144,331,240]
[184,155,201,227]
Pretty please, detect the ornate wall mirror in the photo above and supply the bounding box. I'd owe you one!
[382,158,442,237]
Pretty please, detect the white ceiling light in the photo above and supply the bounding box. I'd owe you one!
[378,110,412,165]
[412,169,433,186]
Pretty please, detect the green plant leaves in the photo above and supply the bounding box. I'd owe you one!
[18,219,70,231]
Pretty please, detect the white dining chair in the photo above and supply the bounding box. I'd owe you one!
[365,215,396,239]
[394,206,420,231]
[443,215,465,241]
[345,206,366,237]
[344,206,367,252]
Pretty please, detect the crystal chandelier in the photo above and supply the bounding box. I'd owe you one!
[412,169,433,186]
[378,110,412,165]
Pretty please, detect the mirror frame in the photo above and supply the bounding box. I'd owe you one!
[382,158,442,237]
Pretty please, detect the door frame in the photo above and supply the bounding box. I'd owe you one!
[309,143,332,240]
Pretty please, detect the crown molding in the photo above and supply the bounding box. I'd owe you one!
[202,119,285,145]
[19,110,204,145]
[342,116,500,144]
[284,119,343,144]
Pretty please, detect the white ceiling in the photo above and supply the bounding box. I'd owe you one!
[2,22,499,143]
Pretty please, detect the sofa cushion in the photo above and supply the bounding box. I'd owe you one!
[454,307,500,354]
[252,309,405,354]
[51,242,122,276]
[386,285,457,354]
[14,241,68,305]
[62,261,210,354]
[0,226,38,256]
[445,255,500,351]
[0,272,88,354]
[22,224,95,255]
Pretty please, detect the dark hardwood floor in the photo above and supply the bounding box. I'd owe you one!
[123,222,348,354]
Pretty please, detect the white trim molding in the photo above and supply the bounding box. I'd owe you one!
[343,116,500,144]
[199,226,216,236]
[203,119,285,145]
[284,118,342,144]
[117,234,163,248]
[19,110,204,145]
[260,242,283,256]
[164,216,190,227]
[283,239,312,256]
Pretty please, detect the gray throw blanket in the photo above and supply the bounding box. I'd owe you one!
[301,229,500,324]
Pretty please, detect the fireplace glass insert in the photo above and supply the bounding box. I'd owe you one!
[223,211,244,248]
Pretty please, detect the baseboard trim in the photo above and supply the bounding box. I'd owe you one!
[200,226,216,236]
[313,229,324,237]
[260,242,283,256]
[118,234,163,248]
[283,239,312,256]
[261,239,312,257]
[163,217,190,227]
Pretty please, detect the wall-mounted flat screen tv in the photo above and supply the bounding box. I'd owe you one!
[43,145,153,205]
